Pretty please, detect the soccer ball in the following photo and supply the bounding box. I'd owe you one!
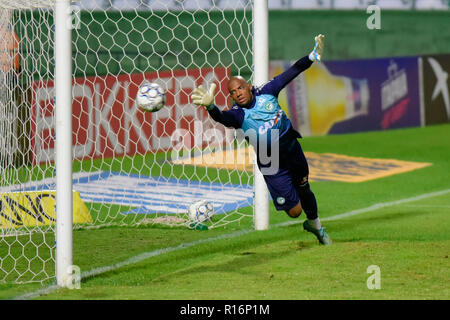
[188,200,214,223]
[136,81,166,112]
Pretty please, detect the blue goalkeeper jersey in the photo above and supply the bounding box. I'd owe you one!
[208,55,313,150]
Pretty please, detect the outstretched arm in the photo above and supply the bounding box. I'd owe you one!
[261,34,325,97]
[208,105,243,129]
[190,84,244,129]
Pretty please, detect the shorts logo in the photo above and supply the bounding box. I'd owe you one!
[276,197,285,205]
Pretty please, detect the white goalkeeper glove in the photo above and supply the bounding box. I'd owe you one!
[309,34,325,62]
[191,83,217,110]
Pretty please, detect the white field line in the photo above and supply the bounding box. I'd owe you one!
[12,188,450,300]
[402,205,450,208]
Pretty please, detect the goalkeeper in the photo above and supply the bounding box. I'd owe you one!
[191,35,331,245]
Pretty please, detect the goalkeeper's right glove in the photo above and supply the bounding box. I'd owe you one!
[309,34,325,62]
[191,83,217,110]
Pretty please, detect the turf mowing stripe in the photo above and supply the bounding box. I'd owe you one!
[12,187,450,300]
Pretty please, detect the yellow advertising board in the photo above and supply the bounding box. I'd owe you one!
[172,147,431,183]
[0,190,92,229]
[270,62,370,137]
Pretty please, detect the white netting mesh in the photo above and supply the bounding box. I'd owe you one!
[0,0,254,283]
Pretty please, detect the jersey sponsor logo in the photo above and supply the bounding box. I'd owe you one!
[258,110,283,134]
[259,119,276,134]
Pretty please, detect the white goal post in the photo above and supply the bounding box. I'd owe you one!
[253,0,270,231]
[54,0,73,288]
[0,0,269,287]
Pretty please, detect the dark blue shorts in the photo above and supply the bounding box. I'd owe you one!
[259,139,309,211]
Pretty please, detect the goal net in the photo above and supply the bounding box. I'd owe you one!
[0,0,256,284]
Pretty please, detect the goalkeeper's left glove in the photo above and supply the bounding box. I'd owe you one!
[191,83,217,110]
[309,34,325,62]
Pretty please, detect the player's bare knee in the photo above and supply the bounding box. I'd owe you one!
[288,210,302,218]
[286,203,303,218]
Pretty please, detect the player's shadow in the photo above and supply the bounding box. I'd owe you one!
[81,227,317,285]
[150,246,300,283]
[133,229,315,279]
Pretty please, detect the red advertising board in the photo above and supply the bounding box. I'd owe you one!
[31,67,230,164]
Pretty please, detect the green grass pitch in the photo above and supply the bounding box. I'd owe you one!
[1,123,449,300]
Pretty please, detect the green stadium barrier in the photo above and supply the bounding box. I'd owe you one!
[14,10,450,82]
[15,10,253,82]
